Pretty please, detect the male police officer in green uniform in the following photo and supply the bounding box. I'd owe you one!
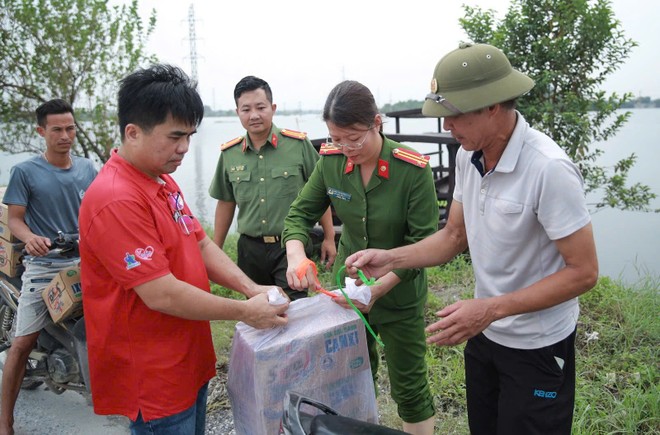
[209,76,336,300]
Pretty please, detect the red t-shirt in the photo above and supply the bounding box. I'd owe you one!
[79,150,216,421]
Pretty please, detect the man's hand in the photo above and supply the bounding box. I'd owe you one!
[241,293,289,329]
[320,238,337,270]
[425,298,496,346]
[344,249,394,284]
[244,284,288,301]
[24,235,52,256]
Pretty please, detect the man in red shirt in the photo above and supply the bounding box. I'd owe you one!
[78,64,289,434]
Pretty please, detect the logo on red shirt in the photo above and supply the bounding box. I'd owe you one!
[124,252,141,270]
[135,246,154,261]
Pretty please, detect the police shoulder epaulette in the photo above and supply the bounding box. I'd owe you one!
[392,147,430,168]
[319,143,344,155]
[280,129,307,140]
[220,136,243,151]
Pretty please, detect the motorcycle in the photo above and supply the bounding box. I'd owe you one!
[0,232,90,397]
[280,390,410,435]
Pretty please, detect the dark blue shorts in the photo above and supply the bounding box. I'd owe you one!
[464,329,576,434]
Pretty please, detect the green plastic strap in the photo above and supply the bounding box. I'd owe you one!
[336,265,385,348]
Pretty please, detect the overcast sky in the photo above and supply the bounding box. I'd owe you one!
[123,0,659,111]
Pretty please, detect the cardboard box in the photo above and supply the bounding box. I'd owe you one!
[0,238,24,278]
[42,265,83,323]
[227,296,378,435]
[0,221,18,243]
[0,186,7,226]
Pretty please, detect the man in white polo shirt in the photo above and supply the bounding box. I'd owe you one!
[345,42,598,434]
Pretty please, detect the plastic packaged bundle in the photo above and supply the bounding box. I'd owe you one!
[227,294,377,435]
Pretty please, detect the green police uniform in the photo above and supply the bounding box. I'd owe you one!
[282,134,438,422]
[209,124,319,299]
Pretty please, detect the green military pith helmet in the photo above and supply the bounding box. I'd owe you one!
[422,42,535,118]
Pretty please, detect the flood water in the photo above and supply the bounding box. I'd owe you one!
[2,109,659,285]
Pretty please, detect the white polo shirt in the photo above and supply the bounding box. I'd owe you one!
[453,112,591,349]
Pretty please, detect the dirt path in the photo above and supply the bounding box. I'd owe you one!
[1,381,129,434]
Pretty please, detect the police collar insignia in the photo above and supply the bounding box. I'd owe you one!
[377,159,389,179]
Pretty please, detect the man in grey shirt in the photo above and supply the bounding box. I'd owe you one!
[0,99,97,434]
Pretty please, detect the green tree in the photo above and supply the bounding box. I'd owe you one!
[460,0,657,212]
[380,99,424,114]
[0,0,156,163]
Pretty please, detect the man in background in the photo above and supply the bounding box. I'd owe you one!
[1,99,97,434]
[79,64,288,434]
[209,76,336,300]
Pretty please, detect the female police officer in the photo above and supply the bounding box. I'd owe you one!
[282,80,438,435]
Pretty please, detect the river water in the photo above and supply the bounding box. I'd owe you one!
[1,109,658,284]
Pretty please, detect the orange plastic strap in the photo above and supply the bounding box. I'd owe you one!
[297,259,383,348]
[296,258,336,298]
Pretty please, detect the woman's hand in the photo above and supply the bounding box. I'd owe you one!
[333,293,376,313]
[285,240,320,291]
[333,273,399,313]
[286,257,321,291]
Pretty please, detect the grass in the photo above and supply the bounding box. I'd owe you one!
[572,275,660,434]
[209,233,660,434]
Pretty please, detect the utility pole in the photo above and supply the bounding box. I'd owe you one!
[187,3,198,83]
[187,3,207,221]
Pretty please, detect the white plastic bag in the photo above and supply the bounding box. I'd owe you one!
[331,277,371,305]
